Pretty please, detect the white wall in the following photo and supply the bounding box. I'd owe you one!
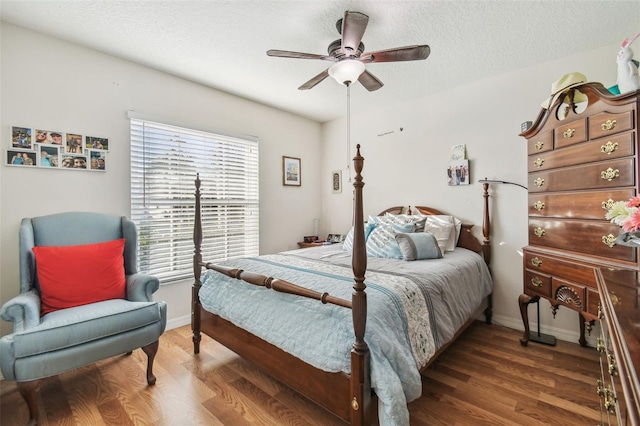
[321,43,622,344]
[0,22,322,335]
[0,20,627,345]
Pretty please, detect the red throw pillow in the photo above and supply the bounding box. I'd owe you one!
[33,238,126,315]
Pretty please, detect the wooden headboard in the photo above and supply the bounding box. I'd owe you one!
[375,185,492,267]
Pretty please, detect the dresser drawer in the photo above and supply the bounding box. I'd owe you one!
[527,131,554,156]
[524,269,551,297]
[528,218,637,262]
[528,189,635,219]
[528,157,635,192]
[524,249,597,287]
[552,277,586,311]
[589,110,634,140]
[528,132,634,171]
[554,118,587,148]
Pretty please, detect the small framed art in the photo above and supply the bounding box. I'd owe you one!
[7,150,36,166]
[332,170,342,194]
[11,126,32,149]
[86,136,108,150]
[283,156,301,186]
[447,159,470,186]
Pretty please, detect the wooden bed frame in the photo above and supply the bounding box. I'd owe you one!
[191,145,492,425]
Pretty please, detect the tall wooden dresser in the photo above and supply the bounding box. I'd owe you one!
[518,83,640,347]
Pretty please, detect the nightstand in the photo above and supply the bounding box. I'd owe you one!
[297,241,326,248]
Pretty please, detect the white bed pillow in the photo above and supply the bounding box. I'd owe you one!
[422,215,461,252]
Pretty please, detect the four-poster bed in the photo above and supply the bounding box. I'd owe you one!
[191,145,493,424]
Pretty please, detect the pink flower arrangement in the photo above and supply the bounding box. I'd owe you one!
[605,196,640,232]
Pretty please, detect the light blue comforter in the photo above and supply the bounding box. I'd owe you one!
[199,246,492,425]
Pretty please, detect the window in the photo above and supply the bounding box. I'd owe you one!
[129,112,259,284]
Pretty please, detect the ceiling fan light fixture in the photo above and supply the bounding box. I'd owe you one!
[328,59,365,85]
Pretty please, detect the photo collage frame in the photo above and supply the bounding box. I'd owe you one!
[7,126,108,171]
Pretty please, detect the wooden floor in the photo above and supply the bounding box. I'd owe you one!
[0,321,602,425]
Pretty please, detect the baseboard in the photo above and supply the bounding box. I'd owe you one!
[166,314,191,331]
[491,314,599,347]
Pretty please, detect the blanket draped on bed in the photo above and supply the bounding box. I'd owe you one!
[199,247,492,425]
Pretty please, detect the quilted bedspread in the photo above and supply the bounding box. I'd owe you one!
[199,245,492,425]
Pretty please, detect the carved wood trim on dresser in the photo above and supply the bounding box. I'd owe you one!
[595,268,639,426]
[518,84,640,347]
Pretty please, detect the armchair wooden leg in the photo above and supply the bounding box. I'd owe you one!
[17,379,43,426]
[141,340,159,386]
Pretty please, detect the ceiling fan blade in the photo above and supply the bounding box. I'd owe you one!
[267,49,331,60]
[362,45,431,63]
[298,69,330,90]
[341,11,369,56]
[358,70,383,92]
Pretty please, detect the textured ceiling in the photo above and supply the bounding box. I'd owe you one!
[1,1,639,122]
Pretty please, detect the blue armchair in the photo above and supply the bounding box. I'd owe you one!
[0,212,167,425]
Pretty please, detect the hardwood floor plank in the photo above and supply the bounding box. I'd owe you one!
[0,321,603,425]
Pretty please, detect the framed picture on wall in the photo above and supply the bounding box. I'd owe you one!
[35,129,63,146]
[283,156,301,186]
[86,136,108,151]
[332,170,342,194]
[65,133,83,154]
[447,159,470,186]
[88,150,106,171]
[6,150,36,166]
[37,144,60,167]
[11,126,32,149]
[61,154,87,169]
[5,125,110,171]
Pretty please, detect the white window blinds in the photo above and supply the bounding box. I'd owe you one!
[130,115,259,284]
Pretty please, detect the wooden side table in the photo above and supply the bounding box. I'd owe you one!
[297,241,326,248]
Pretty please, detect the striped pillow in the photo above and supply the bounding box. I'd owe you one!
[366,223,415,259]
[395,232,443,261]
[342,222,377,251]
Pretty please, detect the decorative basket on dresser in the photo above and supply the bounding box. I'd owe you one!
[518,83,640,424]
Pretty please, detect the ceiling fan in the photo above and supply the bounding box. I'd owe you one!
[267,10,431,91]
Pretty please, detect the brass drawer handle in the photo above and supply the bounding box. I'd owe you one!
[600,141,619,155]
[534,227,546,237]
[601,119,617,131]
[596,338,605,352]
[596,379,605,397]
[604,395,617,414]
[600,168,619,181]
[534,158,545,168]
[534,141,544,150]
[601,198,615,210]
[531,257,543,267]
[533,177,545,187]
[598,303,603,320]
[602,234,617,248]
[608,353,618,376]
[531,277,543,287]
[533,201,545,211]
[605,394,617,414]
[563,128,575,138]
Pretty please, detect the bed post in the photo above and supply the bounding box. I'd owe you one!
[192,173,203,354]
[482,182,491,267]
[350,144,372,425]
[482,181,493,324]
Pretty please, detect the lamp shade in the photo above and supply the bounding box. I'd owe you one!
[329,60,365,85]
